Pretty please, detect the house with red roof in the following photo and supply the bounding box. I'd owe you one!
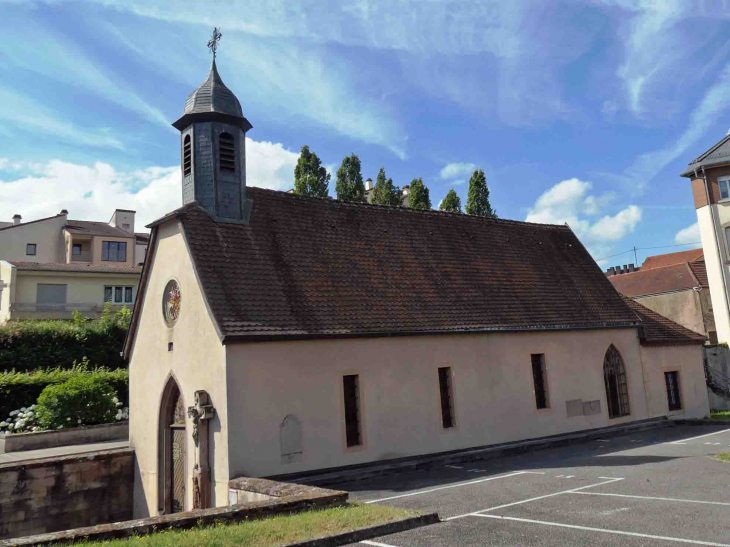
[123,55,711,518]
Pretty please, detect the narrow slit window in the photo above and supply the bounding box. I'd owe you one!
[219,132,236,172]
[343,375,362,447]
[26,243,36,256]
[531,354,549,409]
[438,367,455,428]
[183,135,192,177]
[665,371,682,411]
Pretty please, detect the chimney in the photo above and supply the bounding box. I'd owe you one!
[365,178,373,191]
[628,263,635,272]
[606,267,616,276]
[12,214,21,226]
[402,185,410,196]
[60,209,68,215]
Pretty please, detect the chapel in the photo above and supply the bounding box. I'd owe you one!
[125,44,710,518]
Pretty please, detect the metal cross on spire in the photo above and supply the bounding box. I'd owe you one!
[207,27,222,58]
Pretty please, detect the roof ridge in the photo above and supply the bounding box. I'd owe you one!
[250,187,571,231]
[0,213,65,232]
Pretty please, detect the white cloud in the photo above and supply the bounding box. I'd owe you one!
[525,177,642,261]
[674,222,701,245]
[440,162,476,180]
[0,158,7,170]
[0,138,300,228]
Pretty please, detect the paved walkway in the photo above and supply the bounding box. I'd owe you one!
[0,440,129,464]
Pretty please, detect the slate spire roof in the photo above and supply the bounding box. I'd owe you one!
[131,188,640,345]
[172,58,252,131]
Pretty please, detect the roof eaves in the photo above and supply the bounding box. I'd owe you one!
[123,227,158,360]
[220,322,641,345]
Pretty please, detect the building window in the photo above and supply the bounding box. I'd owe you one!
[102,241,127,262]
[720,177,730,200]
[36,284,67,309]
[343,375,362,447]
[665,371,682,411]
[72,244,82,256]
[183,135,192,176]
[603,345,630,418]
[26,244,36,256]
[531,354,549,409]
[219,132,236,172]
[438,367,455,428]
[104,285,134,304]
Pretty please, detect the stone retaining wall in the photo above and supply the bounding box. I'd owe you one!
[0,448,134,541]
[0,422,128,454]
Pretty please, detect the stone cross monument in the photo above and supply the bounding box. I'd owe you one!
[187,390,215,509]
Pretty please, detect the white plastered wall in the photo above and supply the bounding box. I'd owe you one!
[698,205,730,343]
[640,344,710,420]
[0,261,17,324]
[128,220,227,518]
[0,216,67,263]
[225,327,649,479]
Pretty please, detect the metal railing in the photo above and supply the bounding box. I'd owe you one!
[11,302,99,312]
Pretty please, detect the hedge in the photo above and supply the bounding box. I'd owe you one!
[0,363,129,420]
[0,320,128,372]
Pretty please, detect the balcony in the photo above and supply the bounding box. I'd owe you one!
[9,302,133,320]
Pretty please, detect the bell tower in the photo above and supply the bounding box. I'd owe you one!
[172,28,253,223]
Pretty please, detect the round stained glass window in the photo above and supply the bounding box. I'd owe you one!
[163,280,181,326]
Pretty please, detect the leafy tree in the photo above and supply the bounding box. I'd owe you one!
[371,167,402,206]
[465,169,497,218]
[335,154,366,202]
[439,189,462,213]
[407,178,431,210]
[293,145,330,198]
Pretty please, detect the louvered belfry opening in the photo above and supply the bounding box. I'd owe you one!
[219,132,236,172]
[603,345,630,418]
[183,135,192,176]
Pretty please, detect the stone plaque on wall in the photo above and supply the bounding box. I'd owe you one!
[280,415,303,464]
[566,399,583,418]
[582,400,601,416]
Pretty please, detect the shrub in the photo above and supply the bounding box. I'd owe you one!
[0,361,128,419]
[35,375,119,429]
[0,318,128,372]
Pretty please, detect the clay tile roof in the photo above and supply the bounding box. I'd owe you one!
[688,260,708,287]
[641,248,703,270]
[608,263,701,297]
[8,261,142,275]
[65,220,132,238]
[169,187,638,341]
[622,296,706,345]
[135,232,150,243]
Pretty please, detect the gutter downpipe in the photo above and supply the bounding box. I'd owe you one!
[699,165,730,340]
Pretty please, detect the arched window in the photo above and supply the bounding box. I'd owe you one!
[603,345,630,418]
[158,377,186,515]
[219,132,235,172]
[183,135,192,177]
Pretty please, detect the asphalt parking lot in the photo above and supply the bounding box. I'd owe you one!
[336,423,730,546]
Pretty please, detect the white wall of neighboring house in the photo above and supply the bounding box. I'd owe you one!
[698,202,730,343]
[0,261,17,324]
[0,215,67,263]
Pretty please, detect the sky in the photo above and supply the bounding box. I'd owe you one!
[1,0,729,267]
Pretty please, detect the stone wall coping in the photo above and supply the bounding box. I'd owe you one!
[0,447,134,472]
[1,422,128,453]
[2,481,347,546]
[228,477,327,498]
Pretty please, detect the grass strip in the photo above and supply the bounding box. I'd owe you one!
[70,504,419,547]
[710,411,730,422]
[717,453,730,463]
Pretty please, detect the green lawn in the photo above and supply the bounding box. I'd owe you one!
[710,410,730,422]
[74,504,420,547]
[717,453,730,463]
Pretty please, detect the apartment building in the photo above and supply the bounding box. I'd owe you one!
[0,209,146,323]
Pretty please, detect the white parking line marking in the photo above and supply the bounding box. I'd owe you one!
[446,477,624,520]
[365,471,539,504]
[468,469,485,473]
[361,541,401,547]
[573,491,730,507]
[668,427,730,444]
[445,465,463,469]
[473,514,730,546]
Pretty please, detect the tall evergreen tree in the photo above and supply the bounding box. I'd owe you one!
[465,169,497,218]
[439,189,462,213]
[407,178,431,210]
[371,167,401,206]
[335,154,365,202]
[293,145,330,198]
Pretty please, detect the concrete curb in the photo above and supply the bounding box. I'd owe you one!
[670,419,730,426]
[282,513,440,547]
[0,422,128,454]
[274,417,670,487]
